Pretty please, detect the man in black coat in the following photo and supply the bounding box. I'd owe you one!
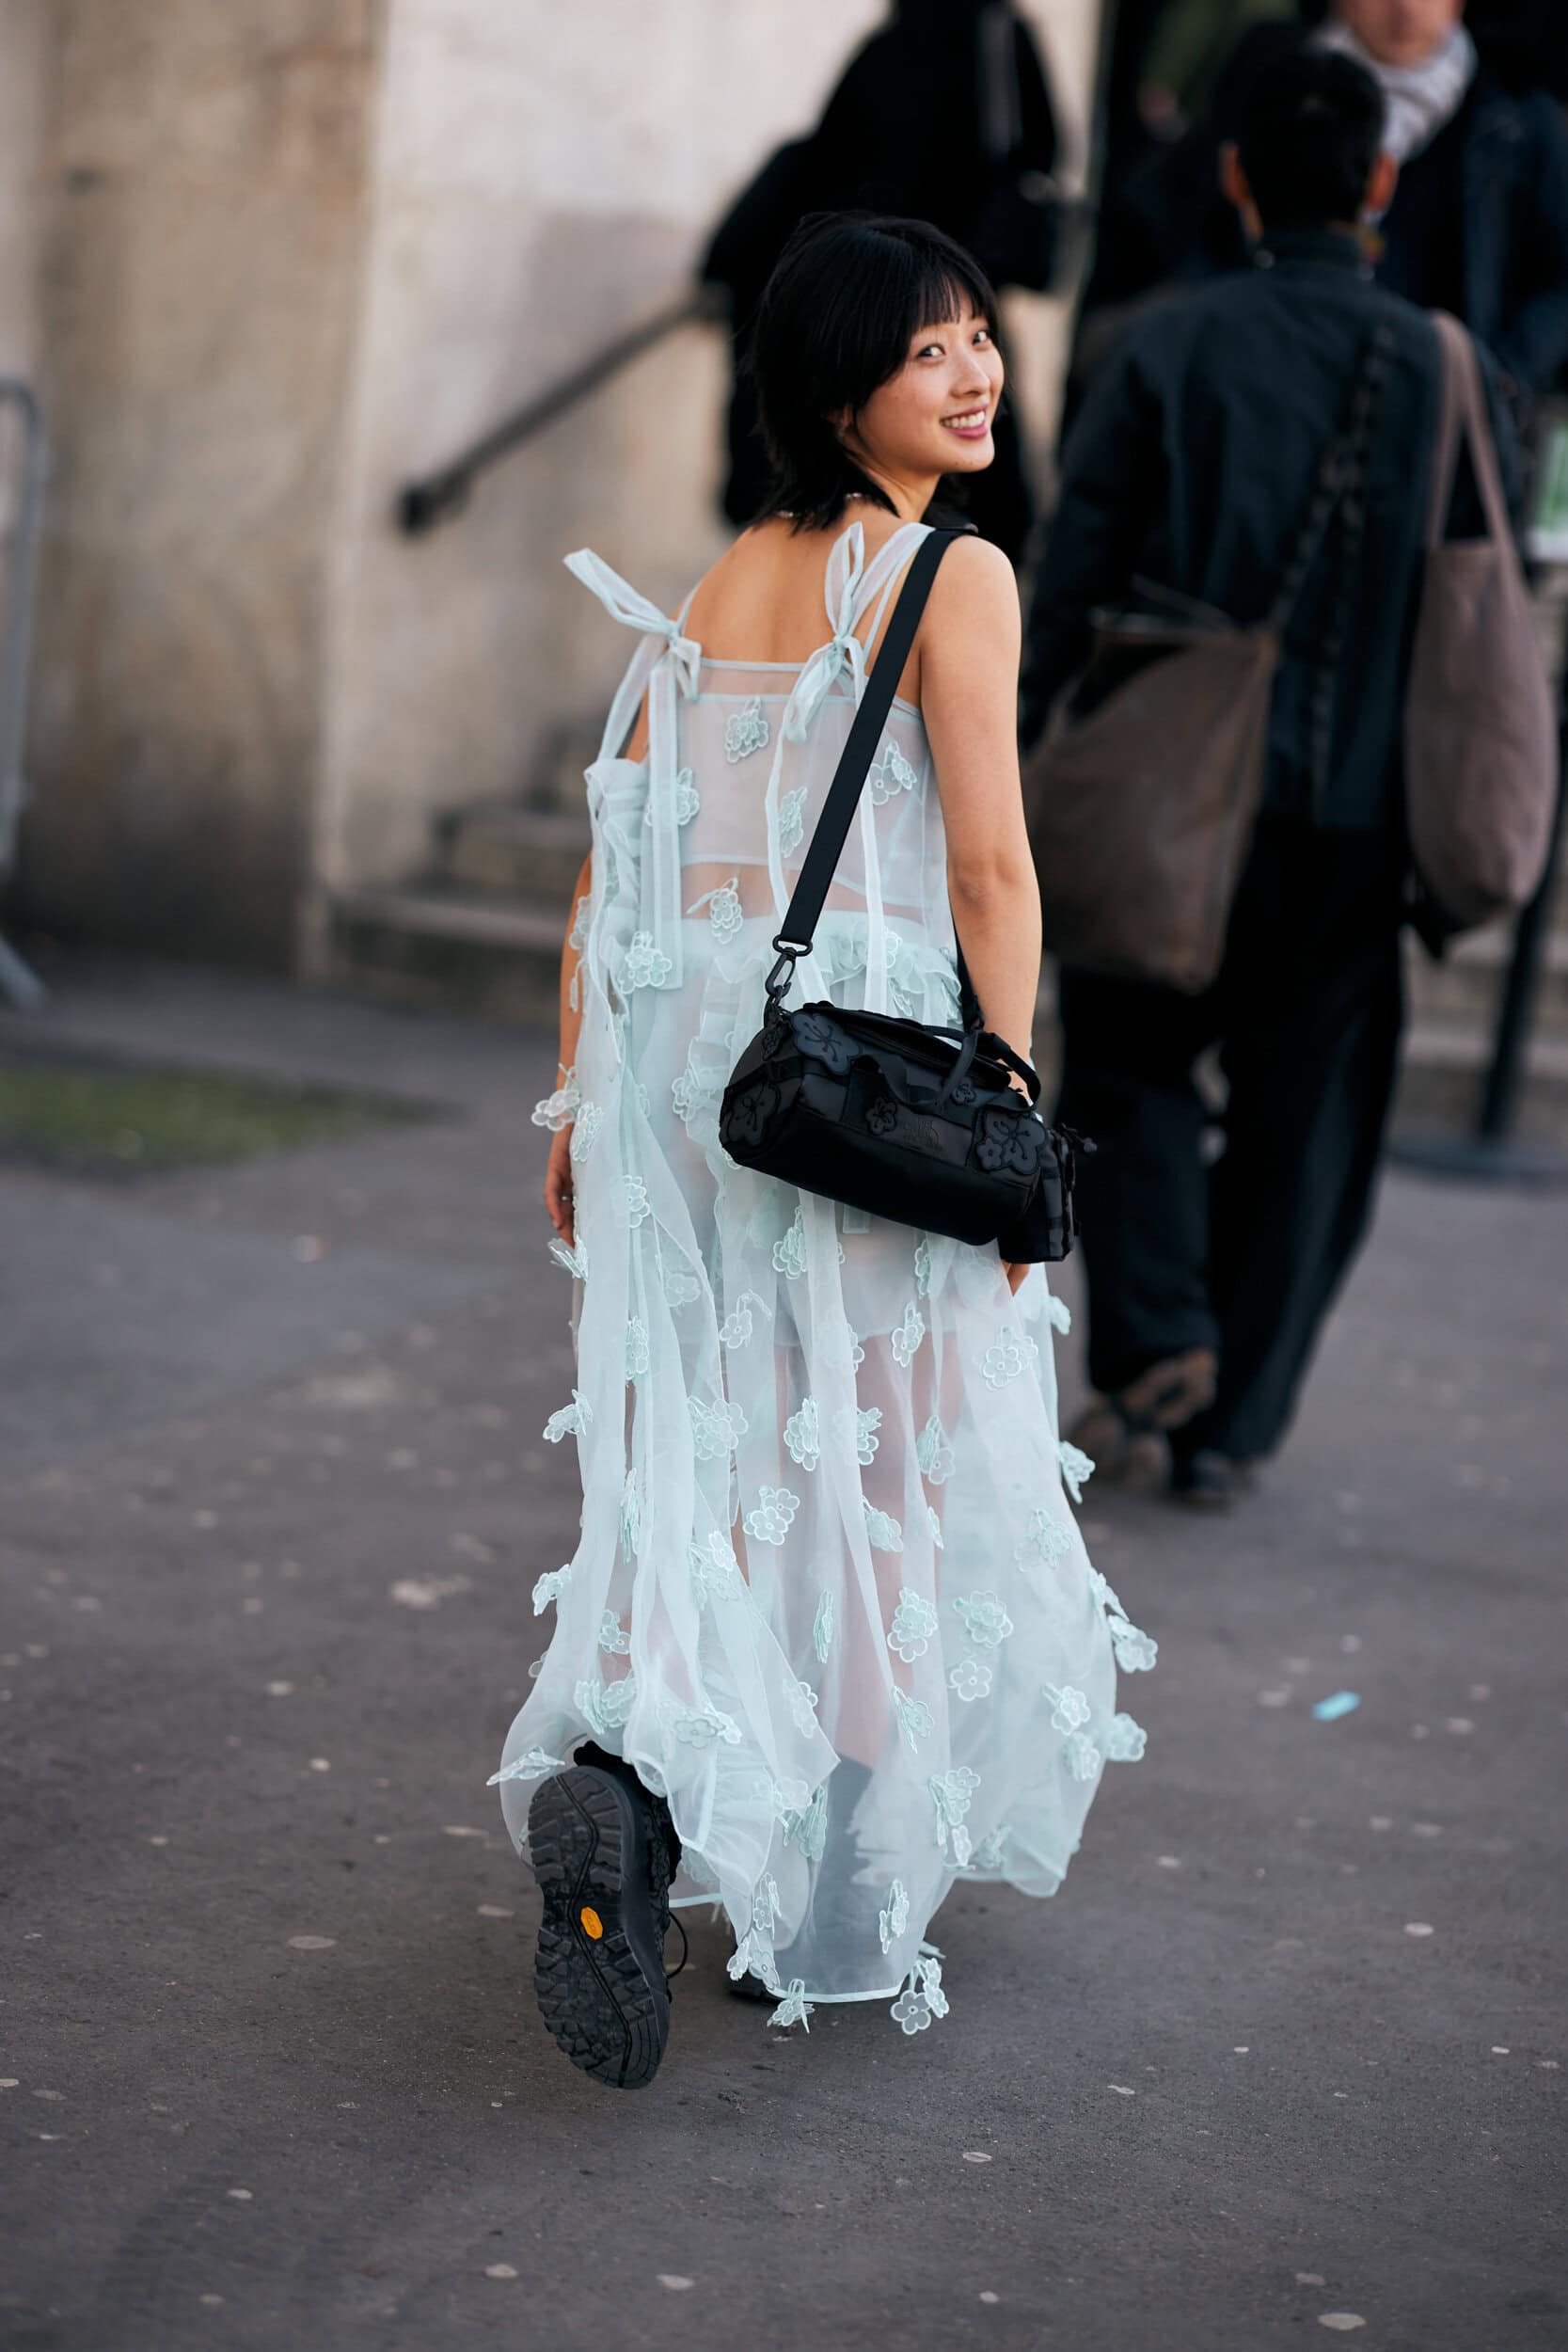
[1081,0,1568,419]
[1321,0,1568,418]
[1022,47,1510,1505]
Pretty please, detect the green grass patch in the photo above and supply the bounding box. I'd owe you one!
[0,1048,436,1176]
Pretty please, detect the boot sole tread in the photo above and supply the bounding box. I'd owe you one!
[528,1768,669,2090]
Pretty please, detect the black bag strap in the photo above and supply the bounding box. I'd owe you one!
[768,529,979,1017]
[1302,324,1394,815]
[1269,322,1396,636]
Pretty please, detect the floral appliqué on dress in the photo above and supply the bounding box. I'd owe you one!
[887,1586,937,1661]
[867,739,919,804]
[619,931,672,992]
[724,697,770,762]
[745,1486,800,1546]
[777,786,808,854]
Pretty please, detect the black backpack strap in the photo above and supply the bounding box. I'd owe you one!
[768,528,978,1016]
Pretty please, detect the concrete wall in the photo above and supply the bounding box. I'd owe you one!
[8,0,1104,969]
[17,1,385,965]
[310,0,888,914]
[0,0,49,742]
[310,0,1106,920]
[0,1,48,381]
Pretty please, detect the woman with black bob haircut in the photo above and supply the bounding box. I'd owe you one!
[748,212,1013,534]
[497,212,1150,2092]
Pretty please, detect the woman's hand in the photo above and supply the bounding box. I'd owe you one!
[545,1126,575,1248]
[1003,1258,1028,1296]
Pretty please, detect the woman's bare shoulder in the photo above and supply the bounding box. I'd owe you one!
[921,533,1021,668]
[927,532,1020,618]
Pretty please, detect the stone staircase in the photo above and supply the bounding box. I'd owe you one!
[327,728,597,1025]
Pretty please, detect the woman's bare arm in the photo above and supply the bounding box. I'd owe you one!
[917,534,1041,1074]
[558,851,591,1077]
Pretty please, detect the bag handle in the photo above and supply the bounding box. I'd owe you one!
[1423,313,1465,549]
[767,528,970,1004]
[1425,310,1513,553]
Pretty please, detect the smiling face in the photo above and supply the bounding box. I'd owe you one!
[840,302,1005,494]
[1334,0,1464,69]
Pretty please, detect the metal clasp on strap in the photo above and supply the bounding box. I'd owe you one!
[765,932,810,1007]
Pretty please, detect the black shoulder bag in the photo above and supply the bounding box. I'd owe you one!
[719,529,1085,1263]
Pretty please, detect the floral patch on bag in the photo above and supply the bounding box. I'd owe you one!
[724,1076,784,1152]
[974,1104,1043,1178]
[792,1010,855,1073]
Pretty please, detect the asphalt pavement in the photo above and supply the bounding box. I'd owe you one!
[1,957,1564,2352]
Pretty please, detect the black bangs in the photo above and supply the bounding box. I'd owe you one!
[894,249,995,340]
[746,214,1005,534]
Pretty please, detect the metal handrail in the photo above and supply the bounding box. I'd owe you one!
[0,378,47,1011]
[397,287,720,535]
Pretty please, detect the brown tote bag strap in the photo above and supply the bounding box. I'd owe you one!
[1425,312,1513,552]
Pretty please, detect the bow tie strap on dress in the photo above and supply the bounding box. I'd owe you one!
[777,519,929,745]
[761,525,865,946]
[768,520,934,1009]
[564,549,701,992]
[846,524,931,1018]
[763,520,934,975]
[782,521,871,747]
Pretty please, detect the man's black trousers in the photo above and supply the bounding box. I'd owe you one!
[1055,818,1405,1463]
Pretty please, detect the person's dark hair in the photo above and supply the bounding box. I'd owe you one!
[1234,48,1386,231]
[747,213,1005,533]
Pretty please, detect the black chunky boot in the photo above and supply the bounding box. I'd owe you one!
[527,1755,680,2090]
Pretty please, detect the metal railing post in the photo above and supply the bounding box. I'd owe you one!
[0,377,48,1011]
[1475,728,1567,1148]
[1393,586,1568,1186]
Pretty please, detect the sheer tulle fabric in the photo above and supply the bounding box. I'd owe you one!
[494,522,1153,2033]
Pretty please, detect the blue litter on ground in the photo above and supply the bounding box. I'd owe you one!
[1313,1692,1361,1722]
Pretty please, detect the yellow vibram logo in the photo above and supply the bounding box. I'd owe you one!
[579,1906,604,1940]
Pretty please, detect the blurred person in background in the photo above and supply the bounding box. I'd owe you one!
[702,0,1062,564]
[1021,49,1517,1507]
[1320,0,1568,426]
[1070,2,1321,400]
[1079,0,1568,427]
[1137,0,1298,137]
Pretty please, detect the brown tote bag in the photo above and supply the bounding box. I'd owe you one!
[1404,312,1557,931]
[1025,328,1390,994]
[1024,613,1279,993]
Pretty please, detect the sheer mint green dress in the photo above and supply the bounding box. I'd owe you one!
[494,520,1153,2036]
